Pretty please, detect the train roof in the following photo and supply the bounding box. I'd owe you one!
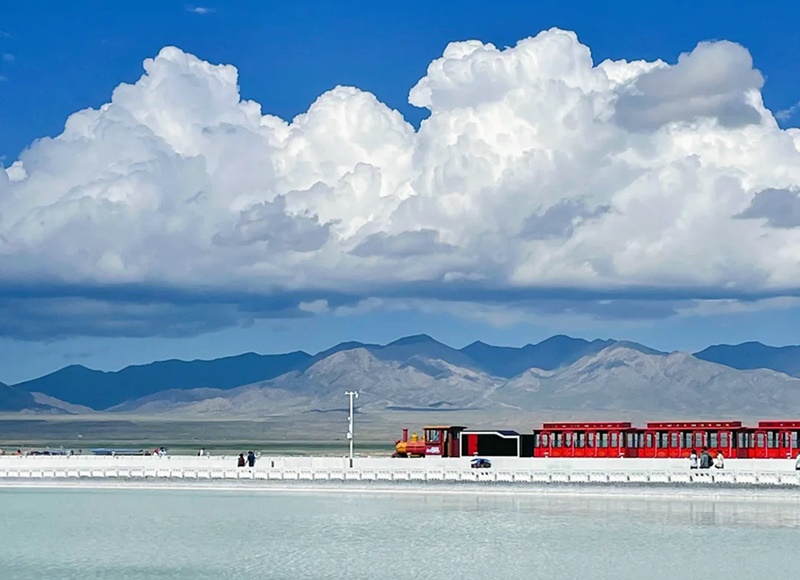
[646,421,743,430]
[462,429,520,437]
[757,420,800,429]
[539,422,633,430]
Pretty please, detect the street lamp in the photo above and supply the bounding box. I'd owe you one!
[345,390,359,468]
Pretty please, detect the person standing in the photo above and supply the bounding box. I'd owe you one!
[699,448,711,469]
[237,453,246,468]
[247,450,256,468]
[689,449,698,469]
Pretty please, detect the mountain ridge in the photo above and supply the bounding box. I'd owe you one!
[8,335,800,414]
[115,345,800,418]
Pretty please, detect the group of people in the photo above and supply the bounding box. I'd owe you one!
[237,451,257,467]
[689,448,724,469]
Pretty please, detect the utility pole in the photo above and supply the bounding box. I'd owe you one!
[345,390,359,468]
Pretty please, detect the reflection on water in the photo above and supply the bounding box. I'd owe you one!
[1,486,799,579]
[430,492,800,530]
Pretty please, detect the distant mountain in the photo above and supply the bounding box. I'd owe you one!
[12,334,800,416]
[15,351,312,410]
[113,348,500,416]
[494,345,800,415]
[695,342,800,378]
[309,334,482,371]
[460,335,661,377]
[0,381,79,413]
[116,344,800,418]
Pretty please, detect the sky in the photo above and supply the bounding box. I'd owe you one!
[2,1,800,383]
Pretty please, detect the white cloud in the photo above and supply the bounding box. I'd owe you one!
[777,101,800,122]
[2,29,800,337]
[298,299,329,314]
[187,6,215,14]
[1,53,13,63]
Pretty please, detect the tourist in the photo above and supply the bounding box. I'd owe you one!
[247,450,256,468]
[689,449,698,469]
[795,452,800,471]
[197,448,206,456]
[699,448,712,469]
[237,453,246,468]
[714,450,724,469]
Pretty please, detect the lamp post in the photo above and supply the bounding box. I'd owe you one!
[345,390,359,468]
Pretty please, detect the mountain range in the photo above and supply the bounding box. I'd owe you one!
[5,335,800,417]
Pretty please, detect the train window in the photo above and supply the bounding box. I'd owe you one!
[598,432,608,448]
[575,433,585,448]
[562,433,571,447]
[720,433,728,448]
[586,433,594,448]
[670,433,679,448]
[757,433,766,448]
[767,431,777,448]
[540,434,549,447]
[694,433,704,448]
[738,432,753,448]
[793,432,799,449]
[682,432,692,448]
[610,433,619,448]
[656,433,668,448]
[709,432,718,449]
[553,433,562,448]
[645,433,654,448]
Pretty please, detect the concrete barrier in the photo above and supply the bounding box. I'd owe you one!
[1,455,799,489]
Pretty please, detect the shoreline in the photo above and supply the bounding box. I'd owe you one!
[3,478,800,503]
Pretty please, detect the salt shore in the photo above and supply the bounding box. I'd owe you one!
[2,454,800,490]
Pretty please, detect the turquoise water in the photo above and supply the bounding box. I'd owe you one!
[2,486,800,579]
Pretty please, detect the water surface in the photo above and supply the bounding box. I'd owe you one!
[2,486,799,579]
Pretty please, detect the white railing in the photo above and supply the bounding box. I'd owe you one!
[0,465,799,486]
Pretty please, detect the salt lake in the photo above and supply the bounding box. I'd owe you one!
[2,485,799,579]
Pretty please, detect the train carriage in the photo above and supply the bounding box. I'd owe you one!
[751,421,800,459]
[461,430,524,457]
[639,421,747,458]
[531,422,638,458]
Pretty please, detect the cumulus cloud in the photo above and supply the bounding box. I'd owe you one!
[736,188,800,228]
[3,29,800,338]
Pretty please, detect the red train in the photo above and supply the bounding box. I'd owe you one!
[393,420,800,459]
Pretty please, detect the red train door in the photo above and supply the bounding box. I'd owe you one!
[667,431,681,458]
[535,432,550,457]
[753,431,767,458]
[563,432,574,457]
[596,431,610,457]
[623,430,640,458]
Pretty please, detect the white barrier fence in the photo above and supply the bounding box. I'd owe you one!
[0,455,799,486]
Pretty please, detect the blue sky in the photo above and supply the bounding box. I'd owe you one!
[1,1,800,383]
